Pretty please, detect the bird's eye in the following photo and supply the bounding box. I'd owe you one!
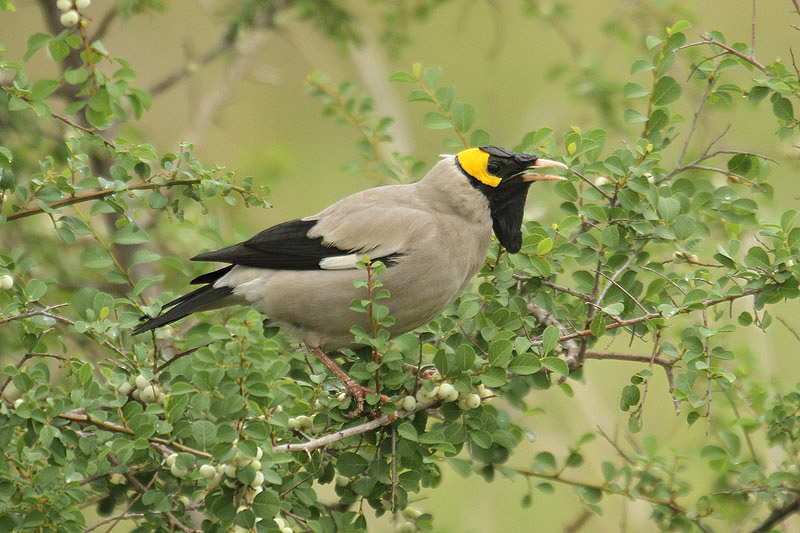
[487,162,501,174]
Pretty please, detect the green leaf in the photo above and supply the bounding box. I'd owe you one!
[48,39,69,62]
[537,237,553,255]
[541,357,568,377]
[112,225,149,245]
[421,66,441,88]
[773,96,794,122]
[630,59,654,74]
[191,420,216,449]
[657,196,681,224]
[533,451,557,473]
[623,82,649,99]
[423,111,453,130]
[337,452,368,476]
[624,108,648,124]
[454,344,475,372]
[481,366,507,387]
[25,33,52,61]
[509,353,541,375]
[25,279,47,301]
[30,79,60,101]
[541,325,559,355]
[645,35,662,49]
[397,422,418,441]
[620,384,640,410]
[488,339,513,367]
[80,246,113,269]
[64,68,89,85]
[451,102,475,132]
[652,76,682,106]
[389,71,416,83]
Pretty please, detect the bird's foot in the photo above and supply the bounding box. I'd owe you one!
[341,382,390,418]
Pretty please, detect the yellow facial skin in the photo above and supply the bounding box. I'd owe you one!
[456,148,501,188]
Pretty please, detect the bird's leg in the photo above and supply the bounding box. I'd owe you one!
[307,346,388,418]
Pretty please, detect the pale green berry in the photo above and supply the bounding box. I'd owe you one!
[117,381,133,395]
[223,479,237,488]
[403,506,423,519]
[223,464,236,478]
[13,398,23,408]
[109,473,126,484]
[335,475,350,487]
[75,0,90,9]
[281,528,293,533]
[396,521,416,533]
[287,417,301,430]
[165,454,177,468]
[199,464,216,480]
[131,389,141,401]
[273,517,286,529]
[134,374,149,390]
[399,395,416,411]
[436,382,458,402]
[56,0,72,11]
[465,393,481,409]
[476,384,493,399]
[297,415,313,428]
[255,446,263,460]
[59,9,79,26]
[594,176,610,186]
[170,463,188,478]
[233,450,249,468]
[251,471,264,487]
[140,384,158,403]
[415,386,437,403]
[0,275,13,290]
[250,459,261,471]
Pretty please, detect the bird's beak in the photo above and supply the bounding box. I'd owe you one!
[522,158,569,182]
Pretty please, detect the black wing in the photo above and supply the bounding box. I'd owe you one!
[191,219,351,270]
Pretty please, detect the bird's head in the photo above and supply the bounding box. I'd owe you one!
[455,145,568,253]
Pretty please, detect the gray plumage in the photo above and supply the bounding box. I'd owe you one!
[133,147,567,352]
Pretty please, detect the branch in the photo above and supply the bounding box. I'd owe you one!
[509,465,713,533]
[273,401,440,453]
[527,301,581,368]
[58,408,212,459]
[4,177,251,222]
[750,497,800,533]
[0,352,68,396]
[0,303,69,325]
[83,513,145,533]
[676,35,774,76]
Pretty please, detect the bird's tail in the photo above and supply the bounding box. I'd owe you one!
[132,284,233,335]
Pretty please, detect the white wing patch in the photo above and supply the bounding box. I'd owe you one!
[319,254,360,270]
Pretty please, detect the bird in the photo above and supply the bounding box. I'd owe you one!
[134,146,567,415]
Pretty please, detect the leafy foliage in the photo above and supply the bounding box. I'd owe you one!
[2,1,800,532]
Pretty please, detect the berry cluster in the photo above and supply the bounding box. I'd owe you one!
[55,0,90,28]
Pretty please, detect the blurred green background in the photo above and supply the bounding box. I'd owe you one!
[4,1,800,530]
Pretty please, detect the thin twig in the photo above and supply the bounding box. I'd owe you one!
[675,36,774,76]
[637,332,662,426]
[750,497,800,533]
[273,401,439,453]
[777,316,800,343]
[59,408,212,459]
[0,352,68,395]
[570,169,613,201]
[596,271,650,315]
[83,513,145,532]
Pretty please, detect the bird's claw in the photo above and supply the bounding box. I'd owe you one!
[342,383,390,418]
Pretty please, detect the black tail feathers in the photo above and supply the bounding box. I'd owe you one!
[132,285,233,335]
